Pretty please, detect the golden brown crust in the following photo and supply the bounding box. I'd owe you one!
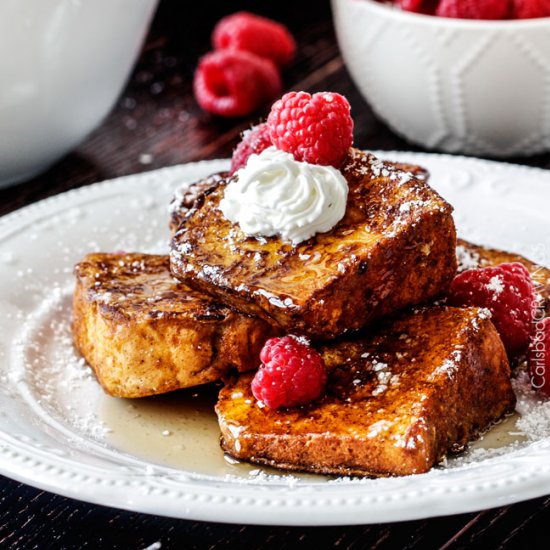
[72,253,278,398]
[170,150,457,340]
[216,306,515,477]
[169,172,227,236]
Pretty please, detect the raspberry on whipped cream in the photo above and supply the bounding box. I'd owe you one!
[267,91,353,168]
[219,147,348,245]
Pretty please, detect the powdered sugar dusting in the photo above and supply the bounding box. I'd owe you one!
[430,348,463,380]
[11,284,112,442]
[369,360,400,396]
[513,370,550,440]
[486,275,504,298]
[456,244,481,272]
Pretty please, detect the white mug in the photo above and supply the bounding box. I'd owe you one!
[0,0,159,187]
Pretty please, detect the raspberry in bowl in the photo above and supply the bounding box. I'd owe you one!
[393,0,550,19]
[332,0,550,156]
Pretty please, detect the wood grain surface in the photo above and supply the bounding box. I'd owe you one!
[1,1,549,548]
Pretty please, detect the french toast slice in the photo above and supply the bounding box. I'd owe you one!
[216,306,515,477]
[171,149,457,340]
[457,238,550,315]
[72,253,278,398]
[168,178,548,317]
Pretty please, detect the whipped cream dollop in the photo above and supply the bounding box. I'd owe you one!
[219,147,348,245]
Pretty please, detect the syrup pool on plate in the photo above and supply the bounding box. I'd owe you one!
[100,379,530,477]
[101,384,321,480]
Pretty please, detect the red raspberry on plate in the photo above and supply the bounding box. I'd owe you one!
[251,336,327,409]
[513,0,550,18]
[399,0,439,15]
[212,11,296,67]
[267,91,354,167]
[193,50,282,118]
[230,122,273,174]
[436,0,511,19]
[528,317,550,396]
[447,262,537,357]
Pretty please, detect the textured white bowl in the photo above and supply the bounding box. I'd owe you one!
[332,0,550,157]
[0,0,159,188]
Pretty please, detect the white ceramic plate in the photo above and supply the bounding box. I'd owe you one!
[1,153,550,526]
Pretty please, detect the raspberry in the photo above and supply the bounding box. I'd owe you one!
[399,0,439,14]
[230,123,273,174]
[447,262,537,357]
[528,317,550,396]
[267,91,354,167]
[212,11,296,67]
[513,0,550,18]
[251,336,327,409]
[436,0,511,19]
[193,50,282,118]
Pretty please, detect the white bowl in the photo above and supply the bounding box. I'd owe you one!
[332,0,550,157]
[0,0,159,188]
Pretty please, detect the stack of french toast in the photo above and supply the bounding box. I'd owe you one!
[72,97,550,478]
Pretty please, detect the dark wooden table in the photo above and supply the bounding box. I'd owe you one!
[1,1,549,548]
